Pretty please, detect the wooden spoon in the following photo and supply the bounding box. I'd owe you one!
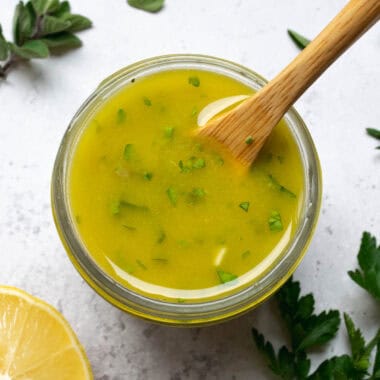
[199,0,380,165]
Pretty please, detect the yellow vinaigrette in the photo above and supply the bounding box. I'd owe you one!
[69,69,304,300]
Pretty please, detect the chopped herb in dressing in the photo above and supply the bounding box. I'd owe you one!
[217,269,238,284]
[123,144,134,160]
[136,259,147,270]
[268,174,296,198]
[143,96,152,106]
[117,108,126,124]
[166,187,178,206]
[178,156,206,172]
[239,202,250,212]
[143,172,153,181]
[242,250,251,259]
[269,211,283,231]
[188,187,206,203]
[164,126,175,138]
[188,76,200,87]
[122,224,136,231]
[157,230,166,244]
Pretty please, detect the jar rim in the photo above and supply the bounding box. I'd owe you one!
[51,54,322,325]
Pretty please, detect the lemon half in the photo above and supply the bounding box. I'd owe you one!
[0,286,93,380]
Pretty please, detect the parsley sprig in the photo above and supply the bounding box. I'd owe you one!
[0,0,92,79]
[253,232,380,379]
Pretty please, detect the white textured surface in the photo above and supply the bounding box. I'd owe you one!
[0,1,379,379]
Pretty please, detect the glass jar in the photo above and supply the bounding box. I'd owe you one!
[51,54,322,326]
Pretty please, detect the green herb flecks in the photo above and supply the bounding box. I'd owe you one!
[287,29,310,50]
[348,232,380,300]
[0,0,92,79]
[123,144,134,160]
[143,96,152,106]
[122,224,136,231]
[269,211,283,231]
[242,250,251,259]
[268,174,296,198]
[152,255,168,263]
[245,136,254,145]
[239,202,250,212]
[164,126,175,139]
[188,188,206,204]
[127,0,164,13]
[136,259,147,270]
[157,230,166,244]
[143,171,153,181]
[191,106,198,117]
[177,298,185,303]
[178,156,206,173]
[110,199,148,215]
[188,76,200,87]
[117,108,126,124]
[217,269,238,284]
[166,187,178,206]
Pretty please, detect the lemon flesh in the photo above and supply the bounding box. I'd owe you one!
[0,286,93,380]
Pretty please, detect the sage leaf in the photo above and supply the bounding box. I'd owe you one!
[52,1,71,17]
[42,15,72,35]
[31,0,60,15]
[10,39,49,59]
[0,26,9,61]
[42,32,81,49]
[127,0,164,13]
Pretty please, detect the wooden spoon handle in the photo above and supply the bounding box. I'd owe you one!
[258,0,380,117]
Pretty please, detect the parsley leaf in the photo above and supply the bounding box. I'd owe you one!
[269,211,283,231]
[276,278,340,352]
[287,29,310,50]
[308,355,358,379]
[348,232,380,300]
[127,0,164,13]
[217,269,237,284]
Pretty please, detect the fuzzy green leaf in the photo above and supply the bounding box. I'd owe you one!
[31,0,60,14]
[127,0,164,13]
[10,39,49,59]
[41,32,81,49]
[13,2,36,46]
[62,14,92,32]
[287,29,310,50]
[41,15,72,35]
[52,1,71,17]
[348,232,380,300]
[0,25,9,61]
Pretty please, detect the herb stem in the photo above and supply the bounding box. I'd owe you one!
[0,53,20,78]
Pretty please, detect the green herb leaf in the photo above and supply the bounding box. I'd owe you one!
[269,211,283,232]
[123,144,134,160]
[373,342,380,378]
[217,269,237,284]
[268,174,296,198]
[252,329,311,379]
[143,172,153,181]
[127,0,164,13]
[166,187,177,206]
[239,201,250,212]
[143,96,152,106]
[52,1,71,17]
[62,14,92,32]
[178,156,206,172]
[41,32,81,49]
[188,188,206,203]
[242,250,251,259]
[348,232,380,300]
[245,136,254,145]
[276,277,340,352]
[13,2,36,46]
[188,76,200,87]
[136,259,147,270]
[164,126,175,138]
[117,108,126,124]
[0,26,9,61]
[308,355,358,379]
[41,15,72,35]
[31,0,60,15]
[287,29,310,50]
[10,39,49,59]
[367,128,380,140]
[192,158,205,169]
